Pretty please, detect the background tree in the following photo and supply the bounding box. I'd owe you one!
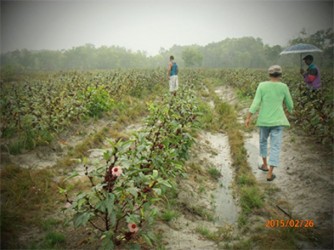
[182,47,203,67]
[1,29,332,71]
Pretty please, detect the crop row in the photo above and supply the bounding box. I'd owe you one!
[62,84,201,249]
[0,69,165,153]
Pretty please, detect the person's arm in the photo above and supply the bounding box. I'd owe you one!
[245,112,253,128]
[167,62,172,79]
[284,86,294,113]
[245,84,262,128]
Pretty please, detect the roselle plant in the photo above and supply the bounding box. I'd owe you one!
[0,69,166,152]
[62,85,201,249]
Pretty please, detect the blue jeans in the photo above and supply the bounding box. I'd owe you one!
[259,126,283,167]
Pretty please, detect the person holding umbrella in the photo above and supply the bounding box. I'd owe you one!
[245,65,294,181]
[280,43,322,90]
[300,54,321,90]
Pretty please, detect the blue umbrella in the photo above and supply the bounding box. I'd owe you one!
[280,43,322,68]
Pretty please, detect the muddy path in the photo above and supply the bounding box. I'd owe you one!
[216,85,334,249]
[157,131,239,250]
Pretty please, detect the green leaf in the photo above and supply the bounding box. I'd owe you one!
[103,150,112,161]
[159,179,172,188]
[153,188,161,196]
[127,187,139,198]
[152,169,158,179]
[58,187,67,194]
[99,233,114,250]
[141,234,153,247]
[82,157,89,165]
[129,243,141,250]
[120,140,133,152]
[96,200,107,212]
[77,197,87,209]
[106,193,115,215]
[64,170,79,181]
[73,212,92,227]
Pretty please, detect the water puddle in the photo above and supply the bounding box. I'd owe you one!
[197,132,239,225]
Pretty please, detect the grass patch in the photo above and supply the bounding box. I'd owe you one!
[185,205,214,221]
[44,231,66,247]
[196,225,234,243]
[159,209,179,222]
[196,226,217,241]
[0,165,62,249]
[237,173,256,186]
[186,162,205,175]
[222,238,253,250]
[207,166,221,180]
[239,186,264,214]
[197,100,218,131]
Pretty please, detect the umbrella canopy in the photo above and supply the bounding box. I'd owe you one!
[280,43,322,68]
[280,43,322,55]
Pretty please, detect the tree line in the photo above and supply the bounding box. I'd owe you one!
[1,29,332,73]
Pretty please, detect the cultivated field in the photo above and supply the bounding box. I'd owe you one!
[1,68,333,249]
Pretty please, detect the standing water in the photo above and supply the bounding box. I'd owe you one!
[198,132,239,225]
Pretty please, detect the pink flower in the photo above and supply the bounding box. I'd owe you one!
[111,166,122,177]
[128,222,139,233]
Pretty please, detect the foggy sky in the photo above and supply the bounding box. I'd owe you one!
[1,0,333,56]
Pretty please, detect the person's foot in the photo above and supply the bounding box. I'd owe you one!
[258,164,269,171]
[267,174,276,181]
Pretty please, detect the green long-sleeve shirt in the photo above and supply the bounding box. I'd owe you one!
[249,81,294,127]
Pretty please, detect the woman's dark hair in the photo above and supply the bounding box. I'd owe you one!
[170,55,174,60]
[269,72,282,78]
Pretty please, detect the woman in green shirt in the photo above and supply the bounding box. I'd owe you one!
[245,65,293,181]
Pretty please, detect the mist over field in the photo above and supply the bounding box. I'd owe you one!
[1,0,333,71]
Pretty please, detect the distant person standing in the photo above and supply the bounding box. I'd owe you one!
[245,65,294,182]
[167,55,178,94]
[300,55,321,90]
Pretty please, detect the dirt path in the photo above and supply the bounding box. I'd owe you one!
[0,118,113,169]
[217,85,334,249]
[157,131,239,250]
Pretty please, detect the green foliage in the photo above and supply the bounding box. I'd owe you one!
[159,209,179,222]
[0,69,166,152]
[83,86,114,117]
[237,174,256,186]
[44,232,66,247]
[63,85,201,249]
[1,29,332,70]
[196,225,234,242]
[240,186,264,214]
[207,166,221,180]
[182,47,203,67]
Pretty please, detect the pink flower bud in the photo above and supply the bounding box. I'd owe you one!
[128,222,139,233]
[111,166,122,177]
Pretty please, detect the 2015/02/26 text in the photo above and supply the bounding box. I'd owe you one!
[265,219,314,228]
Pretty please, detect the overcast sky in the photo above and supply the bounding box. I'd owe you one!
[1,0,333,56]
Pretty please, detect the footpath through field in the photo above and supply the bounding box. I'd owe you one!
[216,84,333,249]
